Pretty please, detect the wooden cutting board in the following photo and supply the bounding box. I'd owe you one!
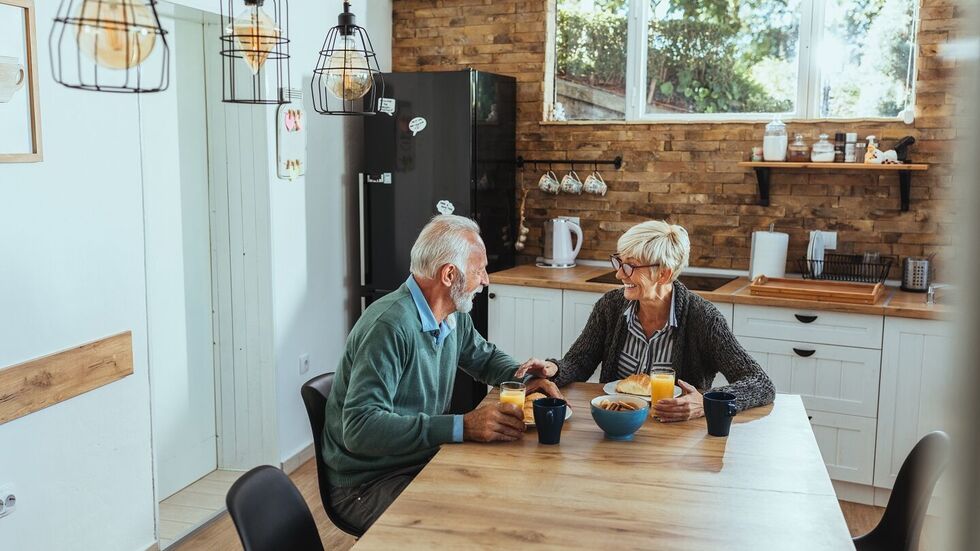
[750,276,884,305]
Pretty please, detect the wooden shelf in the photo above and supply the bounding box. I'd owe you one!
[737,161,929,211]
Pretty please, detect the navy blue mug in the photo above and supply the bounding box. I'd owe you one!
[532,398,567,445]
[703,392,737,437]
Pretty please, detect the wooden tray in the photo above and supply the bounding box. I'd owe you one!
[749,276,885,305]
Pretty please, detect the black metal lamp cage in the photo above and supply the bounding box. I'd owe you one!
[311,1,384,116]
[219,0,291,104]
[50,0,170,93]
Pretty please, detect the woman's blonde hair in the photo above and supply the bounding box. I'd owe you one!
[616,220,690,282]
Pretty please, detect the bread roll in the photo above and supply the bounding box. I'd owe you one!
[523,392,547,419]
[615,373,651,396]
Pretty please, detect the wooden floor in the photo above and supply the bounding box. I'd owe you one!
[159,470,246,549]
[172,458,933,550]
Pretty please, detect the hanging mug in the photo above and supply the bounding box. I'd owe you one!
[538,170,560,194]
[0,56,26,104]
[560,169,583,194]
[583,170,607,196]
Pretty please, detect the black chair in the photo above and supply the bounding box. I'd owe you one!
[226,465,324,551]
[853,431,951,551]
[302,372,365,538]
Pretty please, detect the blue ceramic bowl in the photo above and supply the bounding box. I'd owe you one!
[590,394,650,441]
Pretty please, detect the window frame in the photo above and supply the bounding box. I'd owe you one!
[555,0,917,123]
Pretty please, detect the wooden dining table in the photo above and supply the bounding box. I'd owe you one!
[353,383,854,550]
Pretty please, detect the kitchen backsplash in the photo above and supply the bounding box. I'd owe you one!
[392,0,962,279]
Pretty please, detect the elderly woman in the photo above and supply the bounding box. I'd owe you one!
[519,220,774,420]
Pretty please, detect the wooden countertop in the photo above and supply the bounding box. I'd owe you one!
[354,386,853,550]
[489,265,954,321]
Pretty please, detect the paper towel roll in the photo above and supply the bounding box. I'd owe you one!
[750,230,789,280]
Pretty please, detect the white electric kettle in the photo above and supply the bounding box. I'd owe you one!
[542,218,583,268]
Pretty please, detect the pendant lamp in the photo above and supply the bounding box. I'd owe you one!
[219,0,291,104]
[311,1,384,115]
[50,0,170,93]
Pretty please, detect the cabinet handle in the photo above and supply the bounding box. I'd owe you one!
[793,348,816,357]
[488,293,496,299]
[794,314,818,324]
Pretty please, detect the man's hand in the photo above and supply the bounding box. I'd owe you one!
[514,358,558,379]
[525,378,564,400]
[653,379,704,422]
[463,402,526,442]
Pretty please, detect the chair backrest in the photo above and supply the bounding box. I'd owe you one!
[301,372,365,537]
[855,431,951,551]
[226,465,324,551]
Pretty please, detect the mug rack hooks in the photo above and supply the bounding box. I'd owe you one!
[516,155,622,171]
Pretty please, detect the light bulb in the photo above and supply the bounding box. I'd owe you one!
[325,35,373,101]
[76,0,157,70]
[225,3,280,75]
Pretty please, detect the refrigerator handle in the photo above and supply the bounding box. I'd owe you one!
[358,173,367,287]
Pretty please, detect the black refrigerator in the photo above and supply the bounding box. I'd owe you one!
[357,70,516,413]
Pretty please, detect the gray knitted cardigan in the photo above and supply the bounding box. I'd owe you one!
[550,282,775,412]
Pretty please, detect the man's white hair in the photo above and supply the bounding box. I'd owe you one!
[410,215,482,279]
[617,220,690,283]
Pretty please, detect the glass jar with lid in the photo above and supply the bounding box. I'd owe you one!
[762,116,787,161]
[811,133,835,162]
[787,133,809,162]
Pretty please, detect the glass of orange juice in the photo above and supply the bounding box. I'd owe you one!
[650,367,676,408]
[499,381,526,414]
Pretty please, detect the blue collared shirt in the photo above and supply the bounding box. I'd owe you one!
[405,275,465,442]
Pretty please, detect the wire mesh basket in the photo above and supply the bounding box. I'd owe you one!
[798,253,894,284]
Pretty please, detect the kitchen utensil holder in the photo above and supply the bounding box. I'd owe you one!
[798,253,893,284]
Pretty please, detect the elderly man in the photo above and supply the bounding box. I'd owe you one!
[323,215,559,533]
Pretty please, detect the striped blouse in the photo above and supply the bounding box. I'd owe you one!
[615,296,678,380]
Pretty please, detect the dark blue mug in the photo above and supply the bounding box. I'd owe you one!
[703,391,737,437]
[532,398,567,445]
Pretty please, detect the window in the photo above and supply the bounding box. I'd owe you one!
[554,0,919,121]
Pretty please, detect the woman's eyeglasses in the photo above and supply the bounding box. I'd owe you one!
[610,254,659,278]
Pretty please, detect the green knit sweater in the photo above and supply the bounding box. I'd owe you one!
[323,284,519,487]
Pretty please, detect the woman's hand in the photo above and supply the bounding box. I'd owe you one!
[653,379,704,422]
[524,378,564,400]
[514,358,558,379]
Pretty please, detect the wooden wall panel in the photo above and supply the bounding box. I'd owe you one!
[0,331,133,425]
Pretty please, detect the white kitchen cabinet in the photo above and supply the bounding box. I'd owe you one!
[734,305,883,349]
[713,301,734,330]
[739,337,881,417]
[874,318,954,490]
[808,410,878,485]
[561,290,604,382]
[487,284,563,363]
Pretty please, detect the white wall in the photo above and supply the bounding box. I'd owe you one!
[0,1,157,548]
[270,0,393,463]
[139,10,218,500]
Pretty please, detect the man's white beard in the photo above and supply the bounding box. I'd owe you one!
[450,272,483,314]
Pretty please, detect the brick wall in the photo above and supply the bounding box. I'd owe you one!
[392,0,963,278]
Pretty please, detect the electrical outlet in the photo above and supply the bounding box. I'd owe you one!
[0,485,15,519]
[299,354,310,375]
[822,231,838,250]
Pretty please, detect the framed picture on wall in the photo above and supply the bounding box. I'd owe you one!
[0,0,41,163]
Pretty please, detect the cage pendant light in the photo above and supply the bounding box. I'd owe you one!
[219,0,291,104]
[50,0,170,93]
[311,1,384,116]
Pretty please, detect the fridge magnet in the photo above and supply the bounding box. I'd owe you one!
[436,200,455,215]
[409,116,427,136]
[276,89,306,180]
[1,0,42,163]
[377,97,395,116]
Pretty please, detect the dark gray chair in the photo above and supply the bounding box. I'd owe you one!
[853,431,951,551]
[301,372,365,538]
[225,465,323,551]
